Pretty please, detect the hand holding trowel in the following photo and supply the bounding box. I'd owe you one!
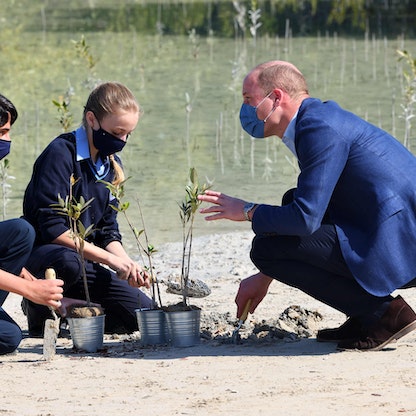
[231,299,252,344]
[43,268,60,361]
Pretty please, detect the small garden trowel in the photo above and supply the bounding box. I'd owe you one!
[43,268,60,361]
[231,299,252,344]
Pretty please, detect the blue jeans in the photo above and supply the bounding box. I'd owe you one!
[0,219,35,354]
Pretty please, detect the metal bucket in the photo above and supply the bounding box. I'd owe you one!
[135,308,169,345]
[165,309,201,347]
[67,315,105,353]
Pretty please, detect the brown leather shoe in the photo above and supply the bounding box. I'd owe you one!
[337,296,416,351]
[317,317,362,342]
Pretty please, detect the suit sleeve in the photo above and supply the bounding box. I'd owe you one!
[252,117,350,236]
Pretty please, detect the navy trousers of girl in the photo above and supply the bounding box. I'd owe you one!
[24,244,153,336]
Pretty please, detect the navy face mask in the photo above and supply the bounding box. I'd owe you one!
[0,139,11,160]
[239,92,276,138]
[92,127,126,157]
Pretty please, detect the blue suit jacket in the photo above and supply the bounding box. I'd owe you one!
[252,98,416,296]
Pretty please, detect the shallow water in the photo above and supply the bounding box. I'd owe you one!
[2,20,414,248]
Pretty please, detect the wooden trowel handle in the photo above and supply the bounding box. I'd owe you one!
[44,268,59,317]
[239,299,252,322]
[45,268,56,280]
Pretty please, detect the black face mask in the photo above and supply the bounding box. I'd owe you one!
[0,139,11,160]
[92,127,126,157]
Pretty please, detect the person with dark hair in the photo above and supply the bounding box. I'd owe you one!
[22,82,153,336]
[0,94,63,354]
[199,61,416,352]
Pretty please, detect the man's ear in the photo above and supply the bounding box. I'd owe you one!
[273,88,283,101]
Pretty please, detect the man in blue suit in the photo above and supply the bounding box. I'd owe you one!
[198,61,416,351]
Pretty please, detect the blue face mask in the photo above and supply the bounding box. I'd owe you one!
[92,127,126,157]
[239,92,276,138]
[0,139,11,160]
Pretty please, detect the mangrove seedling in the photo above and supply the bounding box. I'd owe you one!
[99,178,163,308]
[179,167,212,307]
[50,174,95,305]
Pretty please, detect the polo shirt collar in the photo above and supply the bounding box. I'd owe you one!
[74,126,110,179]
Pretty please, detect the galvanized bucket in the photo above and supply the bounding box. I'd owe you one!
[67,315,105,353]
[135,308,169,346]
[165,309,201,347]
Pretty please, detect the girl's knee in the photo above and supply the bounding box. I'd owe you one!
[10,218,35,250]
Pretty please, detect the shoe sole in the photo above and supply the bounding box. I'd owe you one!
[337,319,416,352]
[317,333,358,343]
[317,337,344,343]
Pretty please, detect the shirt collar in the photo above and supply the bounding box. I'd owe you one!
[75,126,109,178]
[282,111,298,157]
[75,126,91,161]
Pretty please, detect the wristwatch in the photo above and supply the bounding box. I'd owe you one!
[243,202,258,222]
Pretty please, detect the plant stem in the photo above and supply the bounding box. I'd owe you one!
[135,198,162,307]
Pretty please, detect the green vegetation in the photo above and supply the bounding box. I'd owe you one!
[0,159,14,221]
[5,0,416,37]
[397,50,416,151]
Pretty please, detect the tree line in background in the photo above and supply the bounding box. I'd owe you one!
[30,0,416,38]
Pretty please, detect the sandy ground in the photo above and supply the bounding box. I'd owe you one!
[1,231,416,416]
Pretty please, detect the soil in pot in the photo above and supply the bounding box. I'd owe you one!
[162,302,201,313]
[67,305,105,318]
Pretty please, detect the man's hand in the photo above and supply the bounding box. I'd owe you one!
[198,190,247,222]
[235,272,273,317]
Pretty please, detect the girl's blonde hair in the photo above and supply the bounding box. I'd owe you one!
[82,82,141,186]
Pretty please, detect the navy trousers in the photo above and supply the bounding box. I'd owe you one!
[25,244,153,334]
[251,189,395,319]
[0,219,36,354]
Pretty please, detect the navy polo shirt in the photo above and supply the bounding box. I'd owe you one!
[23,128,122,248]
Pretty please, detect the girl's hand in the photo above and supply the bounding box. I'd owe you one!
[126,263,151,289]
[112,257,150,289]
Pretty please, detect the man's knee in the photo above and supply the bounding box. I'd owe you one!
[250,236,276,269]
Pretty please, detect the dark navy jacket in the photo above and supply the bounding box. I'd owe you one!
[23,132,122,249]
[252,98,416,296]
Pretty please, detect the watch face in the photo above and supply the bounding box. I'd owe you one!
[244,202,255,221]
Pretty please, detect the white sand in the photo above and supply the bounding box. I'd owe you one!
[1,231,415,416]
